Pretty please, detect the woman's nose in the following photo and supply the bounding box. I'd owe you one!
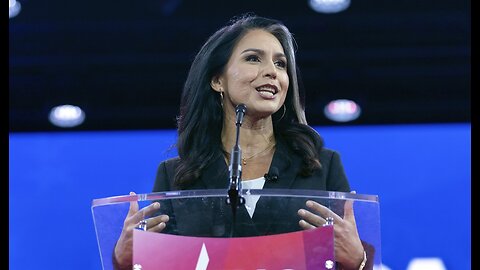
[261,61,277,79]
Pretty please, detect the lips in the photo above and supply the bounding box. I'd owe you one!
[255,84,278,95]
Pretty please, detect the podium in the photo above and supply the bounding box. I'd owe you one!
[92,189,381,269]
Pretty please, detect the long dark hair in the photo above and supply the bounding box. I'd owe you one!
[174,14,322,188]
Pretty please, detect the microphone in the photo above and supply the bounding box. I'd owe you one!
[226,104,247,211]
[264,166,279,182]
[235,103,247,126]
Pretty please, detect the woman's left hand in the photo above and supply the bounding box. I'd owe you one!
[297,191,365,270]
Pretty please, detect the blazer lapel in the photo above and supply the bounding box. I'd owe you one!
[199,154,229,189]
[253,140,302,235]
[263,139,298,189]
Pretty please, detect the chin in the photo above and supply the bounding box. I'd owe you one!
[252,108,278,119]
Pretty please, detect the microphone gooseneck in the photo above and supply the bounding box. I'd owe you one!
[226,104,247,235]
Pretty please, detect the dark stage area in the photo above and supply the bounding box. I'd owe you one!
[9,0,471,131]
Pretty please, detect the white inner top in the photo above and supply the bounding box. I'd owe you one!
[241,176,266,218]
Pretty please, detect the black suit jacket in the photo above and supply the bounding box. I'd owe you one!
[152,139,351,237]
[150,140,375,269]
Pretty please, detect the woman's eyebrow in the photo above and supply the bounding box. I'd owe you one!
[240,48,286,58]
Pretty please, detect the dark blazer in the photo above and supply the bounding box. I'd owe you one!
[152,139,351,237]
[151,139,375,269]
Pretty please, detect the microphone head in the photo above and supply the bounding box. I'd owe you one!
[235,104,247,114]
[235,104,247,125]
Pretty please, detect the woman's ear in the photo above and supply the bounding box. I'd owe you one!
[210,76,223,93]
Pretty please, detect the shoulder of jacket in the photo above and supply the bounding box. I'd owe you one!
[318,147,341,163]
[158,156,180,170]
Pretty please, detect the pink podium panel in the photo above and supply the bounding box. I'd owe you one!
[133,226,334,270]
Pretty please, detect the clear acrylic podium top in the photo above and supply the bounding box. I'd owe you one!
[92,189,381,269]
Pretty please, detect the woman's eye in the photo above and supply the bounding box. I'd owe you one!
[245,55,260,62]
[275,60,287,68]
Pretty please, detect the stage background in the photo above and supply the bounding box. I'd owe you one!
[9,123,471,269]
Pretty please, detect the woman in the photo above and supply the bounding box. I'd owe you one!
[114,14,371,270]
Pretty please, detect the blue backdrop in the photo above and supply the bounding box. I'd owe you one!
[9,123,471,269]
